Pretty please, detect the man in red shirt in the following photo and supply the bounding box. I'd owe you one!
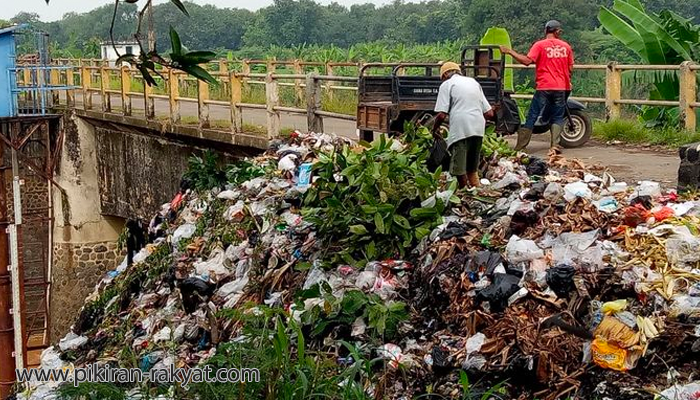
[501,20,574,151]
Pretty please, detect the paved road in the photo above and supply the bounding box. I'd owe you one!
[72,93,680,186]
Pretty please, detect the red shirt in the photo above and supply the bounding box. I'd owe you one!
[527,38,574,91]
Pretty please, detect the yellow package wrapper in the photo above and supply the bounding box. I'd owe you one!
[601,299,628,314]
[591,339,628,371]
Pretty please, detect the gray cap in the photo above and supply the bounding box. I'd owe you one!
[545,20,562,33]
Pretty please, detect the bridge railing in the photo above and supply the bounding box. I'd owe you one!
[34,61,361,140]
[38,59,700,138]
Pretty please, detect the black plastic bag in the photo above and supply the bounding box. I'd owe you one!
[475,273,521,313]
[510,209,540,235]
[524,182,548,201]
[526,157,549,177]
[180,277,214,313]
[439,221,468,241]
[427,137,451,172]
[630,195,653,210]
[468,251,507,277]
[496,95,521,135]
[546,264,576,298]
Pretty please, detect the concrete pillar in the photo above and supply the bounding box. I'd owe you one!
[50,116,124,340]
[605,62,621,121]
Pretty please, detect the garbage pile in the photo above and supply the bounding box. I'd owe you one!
[20,127,700,400]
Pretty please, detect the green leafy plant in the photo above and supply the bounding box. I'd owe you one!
[225,160,266,185]
[297,284,409,340]
[302,131,450,265]
[183,151,227,192]
[190,306,375,400]
[58,382,127,400]
[599,0,700,127]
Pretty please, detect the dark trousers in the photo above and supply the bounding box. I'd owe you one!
[524,90,567,130]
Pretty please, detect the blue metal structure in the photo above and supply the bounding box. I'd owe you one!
[0,24,73,117]
[0,25,23,117]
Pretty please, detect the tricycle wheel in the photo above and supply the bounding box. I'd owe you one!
[560,109,592,148]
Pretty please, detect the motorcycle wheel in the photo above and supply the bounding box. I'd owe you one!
[560,109,592,148]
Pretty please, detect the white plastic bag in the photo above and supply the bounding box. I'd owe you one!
[278,154,298,171]
[657,382,700,400]
[59,332,88,351]
[563,181,592,201]
[505,235,544,263]
[223,200,246,222]
[172,223,196,246]
[666,237,700,265]
[630,180,661,199]
[466,333,486,354]
[194,247,231,281]
[544,182,563,200]
[493,172,525,190]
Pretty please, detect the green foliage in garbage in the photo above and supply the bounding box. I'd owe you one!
[190,306,375,400]
[482,128,517,158]
[302,133,447,265]
[184,151,228,192]
[297,284,409,340]
[58,382,127,400]
[184,152,266,193]
[226,159,266,185]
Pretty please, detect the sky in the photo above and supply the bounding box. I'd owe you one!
[1,0,403,22]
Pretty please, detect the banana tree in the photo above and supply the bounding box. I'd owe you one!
[599,0,700,126]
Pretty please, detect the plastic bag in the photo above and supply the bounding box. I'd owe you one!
[172,223,196,246]
[544,182,563,200]
[217,190,239,200]
[601,299,628,314]
[193,248,231,281]
[427,137,450,173]
[594,197,619,213]
[303,264,328,290]
[563,181,593,201]
[670,295,700,319]
[377,343,405,369]
[657,382,700,400]
[526,158,548,177]
[493,172,524,190]
[505,235,544,263]
[223,200,246,222]
[475,273,522,313]
[466,333,487,354]
[551,230,602,269]
[153,327,172,343]
[546,264,576,298]
[652,206,675,222]
[666,237,700,265]
[510,209,539,235]
[59,332,88,351]
[630,181,661,199]
[278,154,298,171]
[624,204,651,227]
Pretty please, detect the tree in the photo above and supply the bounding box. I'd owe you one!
[43,0,217,86]
[599,0,700,125]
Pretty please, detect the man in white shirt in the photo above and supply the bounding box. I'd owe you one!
[431,62,494,188]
